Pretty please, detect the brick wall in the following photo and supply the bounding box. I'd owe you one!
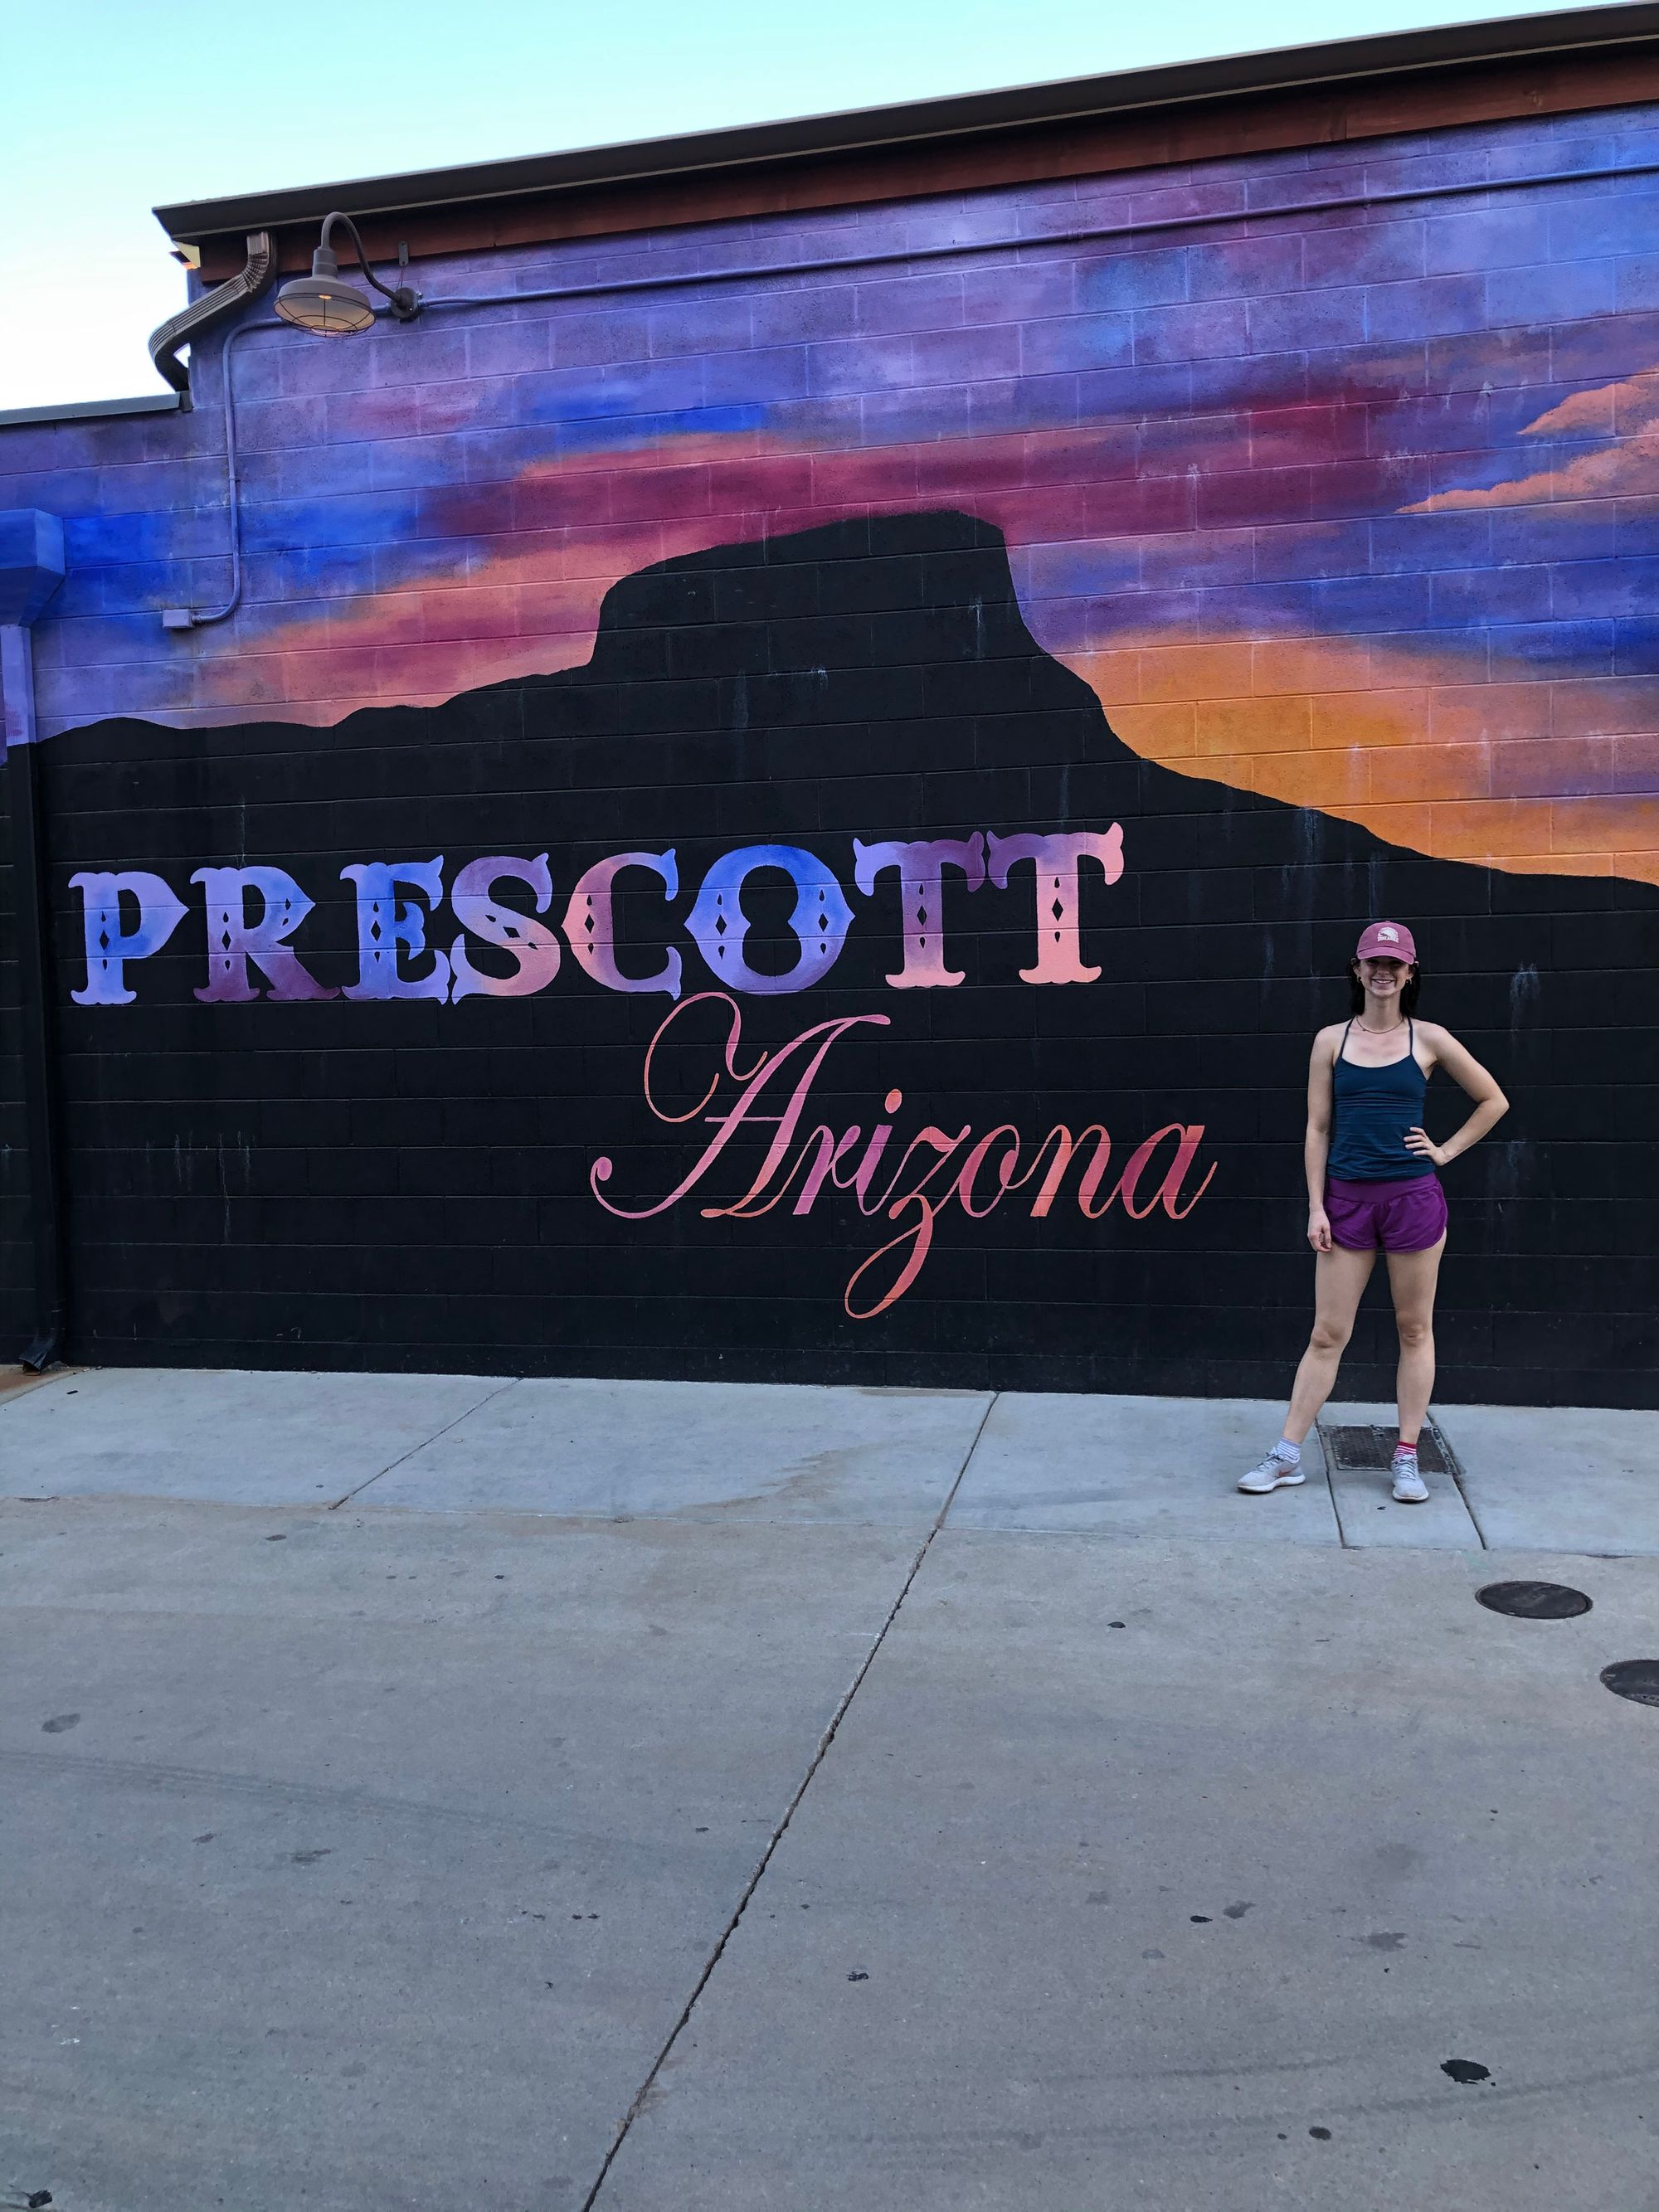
[0,838,27,1356]
[2,98,1657,1400]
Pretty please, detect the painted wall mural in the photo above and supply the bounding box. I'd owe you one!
[2,100,1657,1399]
[19,511,1659,1400]
[14,105,1659,881]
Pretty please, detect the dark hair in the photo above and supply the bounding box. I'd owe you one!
[1350,960,1421,1018]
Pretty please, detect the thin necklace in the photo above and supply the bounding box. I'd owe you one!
[1359,1009,1404,1033]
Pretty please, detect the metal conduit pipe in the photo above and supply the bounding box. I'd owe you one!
[148,231,277,401]
[161,318,280,630]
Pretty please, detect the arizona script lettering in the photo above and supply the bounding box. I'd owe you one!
[591,994,1217,1318]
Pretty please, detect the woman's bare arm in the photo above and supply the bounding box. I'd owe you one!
[1305,1028,1338,1250]
[1406,1023,1509,1166]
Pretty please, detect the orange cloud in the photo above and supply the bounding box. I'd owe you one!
[1063,632,1659,886]
[1405,367,1659,511]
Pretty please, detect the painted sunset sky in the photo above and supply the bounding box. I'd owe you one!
[16,101,1659,884]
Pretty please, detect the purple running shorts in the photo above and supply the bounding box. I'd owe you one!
[1325,1173,1447,1254]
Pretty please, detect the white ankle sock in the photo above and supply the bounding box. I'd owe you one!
[1273,1437,1301,1466]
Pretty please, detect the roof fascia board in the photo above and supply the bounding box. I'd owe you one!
[154,4,1659,243]
[0,394,183,428]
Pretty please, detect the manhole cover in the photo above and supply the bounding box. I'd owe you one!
[1324,1423,1449,1475]
[1600,1660,1659,1708]
[1477,1581,1592,1620]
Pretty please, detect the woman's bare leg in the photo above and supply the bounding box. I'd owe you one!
[1385,1236,1446,1443]
[1282,1244,1376,1444]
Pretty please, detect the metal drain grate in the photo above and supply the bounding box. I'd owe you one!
[1600,1660,1659,1708]
[1477,1580,1592,1620]
[1322,1422,1451,1475]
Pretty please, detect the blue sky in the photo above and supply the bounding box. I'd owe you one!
[0,0,1597,411]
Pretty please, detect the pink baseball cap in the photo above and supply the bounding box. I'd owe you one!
[1355,919,1416,963]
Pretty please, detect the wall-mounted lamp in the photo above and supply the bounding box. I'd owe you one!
[275,211,420,335]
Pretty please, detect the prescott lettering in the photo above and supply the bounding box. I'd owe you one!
[67,827,1126,1005]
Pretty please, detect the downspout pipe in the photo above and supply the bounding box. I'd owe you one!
[1,510,68,1371]
[148,231,276,403]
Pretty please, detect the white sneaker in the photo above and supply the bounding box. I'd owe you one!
[1238,1451,1305,1494]
[1391,1452,1429,1503]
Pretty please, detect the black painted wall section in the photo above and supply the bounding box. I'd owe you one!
[0,822,28,1358]
[7,513,1657,1403]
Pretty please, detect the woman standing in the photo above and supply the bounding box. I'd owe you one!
[1240,921,1508,1503]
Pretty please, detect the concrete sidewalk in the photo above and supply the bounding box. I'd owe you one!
[2,1369,1657,2212]
[5,1366,1657,1551]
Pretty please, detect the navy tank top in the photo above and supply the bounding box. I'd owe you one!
[1327,1018,1433,1183]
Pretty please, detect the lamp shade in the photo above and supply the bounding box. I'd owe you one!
[274,271,376,335]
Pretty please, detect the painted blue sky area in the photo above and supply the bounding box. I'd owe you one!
[27,270,1659,671]
[532,401,771,453]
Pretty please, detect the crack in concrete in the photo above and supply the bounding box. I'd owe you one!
[579,1388,1000,2210]
[327,1376,523,1509]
